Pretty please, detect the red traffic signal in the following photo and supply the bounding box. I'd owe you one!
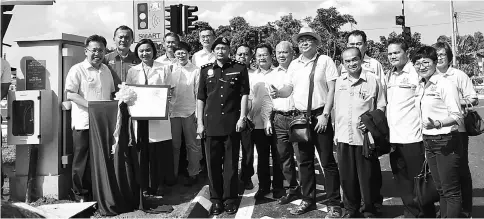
[137,3,149,30]
[396,15,405,26]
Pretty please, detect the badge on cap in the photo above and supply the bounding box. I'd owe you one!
[222,38,228,43]
[207,69,214,77]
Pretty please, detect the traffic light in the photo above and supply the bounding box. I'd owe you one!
[165,5,182,34]
[396,15,405,26]
[137,3,149,30]
[403,27,411,42]
[183,5,198,33]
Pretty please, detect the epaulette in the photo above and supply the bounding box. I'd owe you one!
[201,63,213,69]
[232,59,245,65]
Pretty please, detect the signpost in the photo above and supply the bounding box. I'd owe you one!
[133,0,165,43]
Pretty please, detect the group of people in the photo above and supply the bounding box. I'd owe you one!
[64,23,478,218]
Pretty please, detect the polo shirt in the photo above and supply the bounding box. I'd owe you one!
[415,74,463,135]
[65,59,115,130]
[170,61,200,118]
[155,54,178,66]
[266,65,295,112]
[248,67,273,129]
[334,71,386,145]
[386,62,422,144]
[192,49,216,68]
[285,53,339,110]
[439,67,478,132]
[104,50,140,88]
[340,54,386,86]
[126,61,172,142]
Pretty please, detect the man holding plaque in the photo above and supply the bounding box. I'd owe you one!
[197,37,249,215]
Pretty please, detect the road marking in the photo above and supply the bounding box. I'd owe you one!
[289,199,328,212]
[235,149,260,219]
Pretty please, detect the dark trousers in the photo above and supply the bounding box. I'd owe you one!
[239,129,254,183]
[139,140,175,191]
[206,133,241,204]
[424,132,462,218]
[297,116,340,205]
[252,129,284,191]
[390,142,436,218]
[459,132,473,216]
[72,129,91,198]
[337,143,379,216]
[273,113,301,195]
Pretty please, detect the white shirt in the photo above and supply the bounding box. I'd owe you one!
[126,61,172,142]
[286,53,339,110]
[266,65,295,112]
[340,54,386,87]
[192,49,215,68]
[248,67,273,129]
[416,74,463,135]
[387,62,422,144]
[439,67,478,132]
[170,61,200,118]
[155,54,178,66]
[65,60,115,130]
[1,59,11,84]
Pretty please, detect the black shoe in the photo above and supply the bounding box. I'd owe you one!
[343,211,358,218]
[254,189,270,200]
[272,189,286,199]
[289,200,316,215]
[225,203,238,214]
[184,175,198,186]
[244,180,254,190]
[209,203,224,215]
[278,193,300,205]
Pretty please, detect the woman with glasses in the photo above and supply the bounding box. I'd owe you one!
[414,46,464,218]
[126,38,175,196]
[170,41,202,186]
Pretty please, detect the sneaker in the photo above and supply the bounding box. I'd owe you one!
[325,206,343,218]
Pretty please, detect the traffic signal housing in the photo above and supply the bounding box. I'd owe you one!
[396,15,405,26]
[137,3,149,30]
[403,27,411,42]
[165,5,182,34]
[183,5,198,33]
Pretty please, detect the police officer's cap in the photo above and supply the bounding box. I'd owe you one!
[174,41,191,53]
[211,37,231,51]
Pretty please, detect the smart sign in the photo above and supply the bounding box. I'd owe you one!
[133,0,165,43]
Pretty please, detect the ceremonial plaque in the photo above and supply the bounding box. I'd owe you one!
[25,60,46,90]
[127,84,170,120]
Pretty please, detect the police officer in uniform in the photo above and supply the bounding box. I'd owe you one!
[197,37,250,215]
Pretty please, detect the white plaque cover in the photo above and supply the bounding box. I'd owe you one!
[127,84,170,120]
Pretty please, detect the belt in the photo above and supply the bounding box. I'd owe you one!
[274,107,325,117]
[273,110,298,116]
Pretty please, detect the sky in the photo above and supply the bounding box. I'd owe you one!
[2,0,484,64]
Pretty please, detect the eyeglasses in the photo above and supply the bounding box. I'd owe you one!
[298,38,314,44]
[348,42,364,47]
[175,51,188,56]
[437,53,447,58]
[414,61,432,68]
[85,48,105,54]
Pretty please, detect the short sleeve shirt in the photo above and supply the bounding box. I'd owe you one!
[286,54,339,110]
[170,61,200,118]
[197,59,250,136]
[386,62,422,144]
[334,71,387,145]
[192,49,216,68]
[155,54,178,66]
[341,54,386,87]
[104,50,140,89]
[65,60,115,130]
[266,66,295,112]
[439,67,478,132]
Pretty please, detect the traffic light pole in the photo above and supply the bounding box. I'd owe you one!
[401,0,405,31]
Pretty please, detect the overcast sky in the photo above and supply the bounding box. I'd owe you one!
[3,0,484,63]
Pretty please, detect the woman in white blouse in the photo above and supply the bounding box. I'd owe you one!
[126,38,174,196]
[414,46,464,218]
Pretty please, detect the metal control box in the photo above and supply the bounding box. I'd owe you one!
[7,90,53,145]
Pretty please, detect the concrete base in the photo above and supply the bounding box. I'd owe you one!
[9,174,71,202]
[181,185,211,218]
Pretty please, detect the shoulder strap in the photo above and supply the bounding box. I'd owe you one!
[307,54,320,118]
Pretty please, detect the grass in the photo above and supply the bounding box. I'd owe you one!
[1,144,15,166]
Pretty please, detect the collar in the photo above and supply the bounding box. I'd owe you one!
[391,61,413,75]
[212,58,233,69]
[363,54,372,63]
[342,70,367,82]
[175,61,195,69]
[275,65,288,72]
[132,61,165,70]
[438,66,455,76]
[82,59,104,70]
[420,73,442,84]
[296,52,319,64]
[256,66,275,74]
[197,49,213,56]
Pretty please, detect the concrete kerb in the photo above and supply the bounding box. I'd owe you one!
[181,185,212,218]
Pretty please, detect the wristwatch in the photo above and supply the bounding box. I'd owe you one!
[322,113,330,118]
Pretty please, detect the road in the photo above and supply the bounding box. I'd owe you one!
[210,101,484,218]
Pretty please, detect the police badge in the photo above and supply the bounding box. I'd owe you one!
[207,69,214,77]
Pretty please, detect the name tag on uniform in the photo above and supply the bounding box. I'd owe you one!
[338,86,347,91]
[399,84,416,89]
[108,60,115,65]
[226,72,240,75]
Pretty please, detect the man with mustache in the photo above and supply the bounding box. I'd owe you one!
[104,25,140,90]
[334,47,386,218]
[271,27,341,217]
[192,26,216,68]
[156,32,180,65]
[65,35,115,202]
